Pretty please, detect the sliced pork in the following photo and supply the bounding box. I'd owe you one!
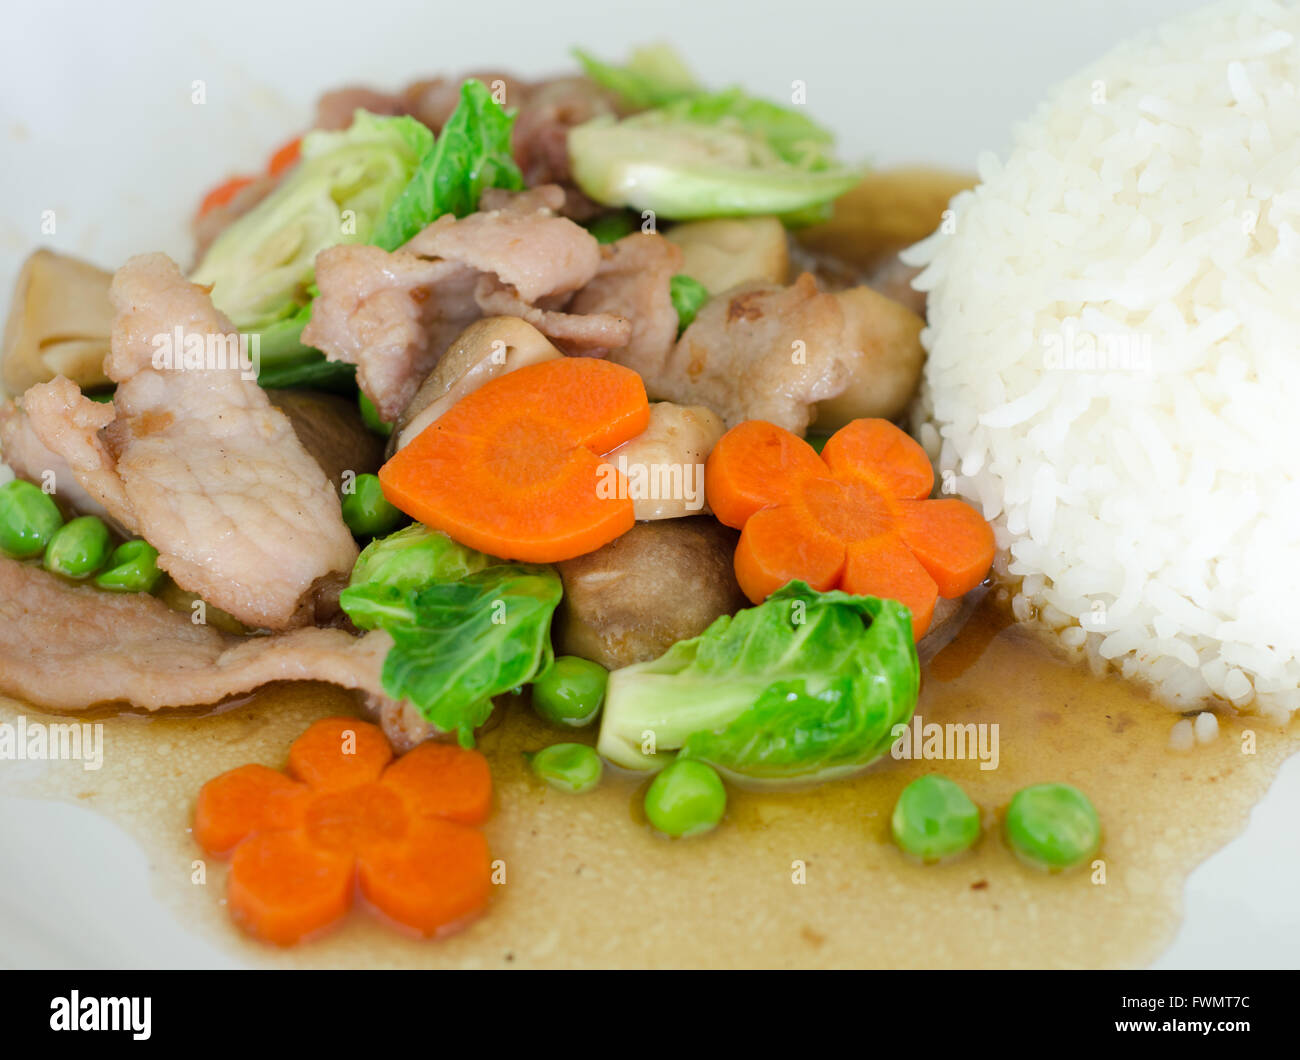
[570,233,683,371]
[303,186,615,421]
[0,555,435,749]
[649,272,860,435]
[22,254,358,630]
[0,400,117,526]
[314,85,408,130]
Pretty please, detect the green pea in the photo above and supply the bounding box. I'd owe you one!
[43,515,111,579]
[0,479,63,559]
[891,774,981,862]
[342,473,404,538]
[358,392,392,437]
[528,743,603,794]
[1004,782,1101,871]
[531,656,608,727]
[94,539,162,593]
[644,759,726,838]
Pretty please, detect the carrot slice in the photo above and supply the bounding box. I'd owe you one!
[379,358,650,563]
[198,175,254,218]
[227,831,354,946]
[896,498,996,598]
[820,418,934,500]
[193,764,309,856]
[358,819,492,937]
[287,717,393,792]
[705,419,829,528]
[381,741,493,826]
[841,535,939,640]
[734,505,845,604]
[303,783,407,854]
[267,135,302,177]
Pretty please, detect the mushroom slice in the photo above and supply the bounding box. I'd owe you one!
[812,286,925,430]
[2,249,114,397]
[391,316,562,451]
[601,402,724,520]
[665,216,789,295]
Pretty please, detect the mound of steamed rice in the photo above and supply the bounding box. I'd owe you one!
[906,0,1300,720]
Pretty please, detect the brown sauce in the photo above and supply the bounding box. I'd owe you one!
[2,597,1297,968]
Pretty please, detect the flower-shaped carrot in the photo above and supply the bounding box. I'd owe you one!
[379,357,650,563]
[705,418,995,639]
[193,717,493,945]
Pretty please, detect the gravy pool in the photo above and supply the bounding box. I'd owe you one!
[2,597,1297,968]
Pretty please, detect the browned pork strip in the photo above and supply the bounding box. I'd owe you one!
[303,186,617,421]
[510,76,617,220]
[0,554,384,709]
[22,254,358,631]
[0,555,436,749]
[569,233,683,369]
[0,400,117,526]
[649,272,860,435]
[402,72,529,131]
[472,278,632,355]
[314,85,408,130]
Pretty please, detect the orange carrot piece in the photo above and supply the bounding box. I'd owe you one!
[287,717,393,792]
[705,419,829,528]
[302,784,407,854]
[896,498,996,598]
[819,418,934,500]
[193,764,309,856]
[381,741,493,826]
[227,830,354,946]
[358,819,492,937]
[267,135,302,177]
[734,505,845,604]
[842,536,939,641]
[197,175,254,218]
[379,358,650,563]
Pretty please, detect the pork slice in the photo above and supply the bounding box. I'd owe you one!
[314,86,408,131]
[511,77,613,184]
[303,245,472,422]
[473,277,632,354]
[0,399,117,525]
[304,186,605,420]
[569,233,683,375]
[23,254,358,631]
[402,73,531,131]
[0,554,433,745]
[654,272,858,435]
[403,185,601,303]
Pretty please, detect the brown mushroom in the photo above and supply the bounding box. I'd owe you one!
[554,517,747,671]
[390,316,562,453]
[2,249,114,398]
[268,389,385,492]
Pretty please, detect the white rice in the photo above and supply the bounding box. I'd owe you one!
[906,0,1300,720]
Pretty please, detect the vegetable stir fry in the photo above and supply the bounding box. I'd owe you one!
[0,41,1032,950]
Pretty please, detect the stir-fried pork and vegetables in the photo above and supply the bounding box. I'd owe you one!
[1,44,1103,948]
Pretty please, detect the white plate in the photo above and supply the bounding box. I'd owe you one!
[2,0,1296,968]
